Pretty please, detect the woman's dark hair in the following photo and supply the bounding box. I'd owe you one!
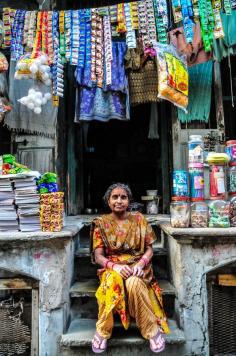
[103,183,133,206]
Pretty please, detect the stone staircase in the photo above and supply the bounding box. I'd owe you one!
[60,222,186,356]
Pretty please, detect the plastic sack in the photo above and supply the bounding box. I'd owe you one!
[0,52,8,72]
[154,42,189,111]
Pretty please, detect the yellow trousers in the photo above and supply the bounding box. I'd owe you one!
[96,275,159,340]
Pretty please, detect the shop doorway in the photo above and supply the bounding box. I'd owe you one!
[80,103,172,214]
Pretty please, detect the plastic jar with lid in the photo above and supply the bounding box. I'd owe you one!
[226,140,236,165]
[191,201,208,228]
[172,170,189,201]
[228,164,236,195]
[188,135,204,164]
[170,201,190,228]
[208,200,230,228]
[189,163,204,201]
[209,164,227,200]
[229,196,236,227]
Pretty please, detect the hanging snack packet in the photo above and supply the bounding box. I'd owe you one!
[0,52,8,72]
[154,43,189,111]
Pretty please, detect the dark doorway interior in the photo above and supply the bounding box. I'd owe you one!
[82,104,163,212]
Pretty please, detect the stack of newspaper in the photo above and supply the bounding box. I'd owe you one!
[0,178,18,231]
[13,176,41,232]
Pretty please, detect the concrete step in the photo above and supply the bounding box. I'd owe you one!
[70,279,175,298]
[75,243,167,258]
[60,318,185,356]
[69,279,175,319]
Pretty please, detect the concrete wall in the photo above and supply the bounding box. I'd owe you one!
[168,236,236,356]
[0,237,75,356]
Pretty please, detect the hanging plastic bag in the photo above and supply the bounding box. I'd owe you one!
[0,97,12,123]
[154,42,189,112]
[0,52,8,72]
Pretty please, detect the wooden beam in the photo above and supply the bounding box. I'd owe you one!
[214,61,225,139]
[31,288,39,356]
[0,278,35,289]
[218,274,236,287]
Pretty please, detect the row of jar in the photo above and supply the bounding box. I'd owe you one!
[170,199,236,228]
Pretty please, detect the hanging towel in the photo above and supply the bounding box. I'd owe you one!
[4,61,58,138]
[177,61,213,123]
[213,10,236,62]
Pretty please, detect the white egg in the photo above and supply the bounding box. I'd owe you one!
[40,54,48,64]
[42,73,49,81]
[41,97,47,105]
[14,73,21,79]
[44,93,52,101]
[34,107,42,114]
[34,98,42,106]
[27,102,35,110]
[35,91,43,99]
[29,63,38,74]
[45,79,52,86]
[20,97,28,105]
[28,88,35,95]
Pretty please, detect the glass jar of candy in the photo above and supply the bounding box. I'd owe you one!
[189,163,204,201]
[191,201,208,228]
[208,200,230,228]
[170,201,190,228]
[172,170,189,201]
[226,140,236,165]
[209,164,227,200]
[188,135,204,164]
[228,164,236,195]
[229,196,236,227]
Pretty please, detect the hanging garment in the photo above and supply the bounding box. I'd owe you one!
[125,46,159,106]
[148,103,159,139]
[213,10,236,61]
[5,61,57,137]
[75,41,130,122]
[169,22,212,67]
[177,61,213,123]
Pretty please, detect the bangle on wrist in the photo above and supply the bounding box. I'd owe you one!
[140,256,149,266]
[104,259,109,269]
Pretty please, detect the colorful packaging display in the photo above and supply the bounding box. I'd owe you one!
[172,170,189,200]
[40,192,64,232]
[208,200,230,228]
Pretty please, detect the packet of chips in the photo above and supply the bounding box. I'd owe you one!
[0,52,8,72]
[154,42,189,112]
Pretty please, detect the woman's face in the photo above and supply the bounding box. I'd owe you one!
[108,187,129,214]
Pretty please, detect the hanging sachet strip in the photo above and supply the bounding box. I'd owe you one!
[192,0,200,22]
[153,0,168,44]
[11,10,26,61]
[199,0,215,51]
[70,10,80,65]
[146,0,158,44]
[212,0,224,39]
[124,3,136,48]
[23,11,30,46]
[65,10,72,62]
[91,8,97,84]
[130,2,139,30]
[223,0,232,14]
[32,11,43,58]
[138,1,149,45]
[117,4,126,33]
[103,15,113,85]
[59,11,66,64]
[52,10,64,99]
[109,5,118,23]
[95,14,104,88]
[47,11,54,65]
[2,8,16,49]
[171,0,182,23]
[25,11,37,50]
[180,0,194,43]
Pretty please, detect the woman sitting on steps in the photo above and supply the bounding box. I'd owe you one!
[91,183,170,354]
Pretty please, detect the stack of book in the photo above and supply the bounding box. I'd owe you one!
[13,176,41,232]
[0,178,18,231]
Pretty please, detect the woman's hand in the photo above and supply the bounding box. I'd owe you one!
[113,264,133,279]
[132,264,144,277]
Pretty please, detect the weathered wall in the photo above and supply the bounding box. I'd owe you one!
[0,237,75,356]
[168,236,236,356]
